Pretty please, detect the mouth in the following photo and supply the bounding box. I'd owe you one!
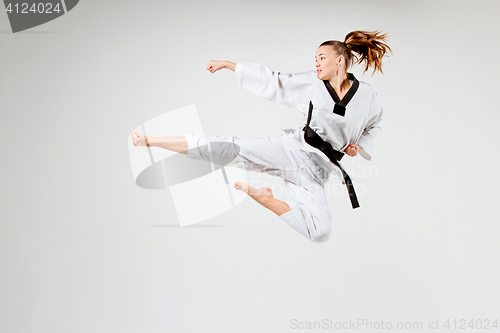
[317,69,322,75]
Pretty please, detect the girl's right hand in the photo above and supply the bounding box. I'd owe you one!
[207,60,226,73]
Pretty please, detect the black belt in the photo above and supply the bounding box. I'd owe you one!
[302,101,360,209]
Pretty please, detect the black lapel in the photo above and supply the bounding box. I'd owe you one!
[323,73,359,117]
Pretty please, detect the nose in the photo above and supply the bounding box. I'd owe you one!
[316,62,320,68]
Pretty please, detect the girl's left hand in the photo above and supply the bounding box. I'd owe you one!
[345,144,363,157]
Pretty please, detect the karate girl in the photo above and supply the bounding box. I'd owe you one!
[131,30,391,243]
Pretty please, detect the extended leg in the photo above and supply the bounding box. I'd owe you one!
[131,130,188,155]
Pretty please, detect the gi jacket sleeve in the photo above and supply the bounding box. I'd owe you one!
[235,63,304,108]
[357,104,383,161]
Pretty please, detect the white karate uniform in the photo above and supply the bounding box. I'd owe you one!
[185,63,383,242]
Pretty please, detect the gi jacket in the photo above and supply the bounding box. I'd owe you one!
[234,63,383,182]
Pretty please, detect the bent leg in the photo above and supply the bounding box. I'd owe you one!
[279,179,332,243]
[184,132,334,242]
[233,181,291,216]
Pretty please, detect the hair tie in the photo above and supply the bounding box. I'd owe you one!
[343,41,349,48]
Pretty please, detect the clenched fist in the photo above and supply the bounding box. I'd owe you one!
[207,60,236,73]
[345,144,363,157]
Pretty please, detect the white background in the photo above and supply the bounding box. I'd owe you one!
[1,0,499,332]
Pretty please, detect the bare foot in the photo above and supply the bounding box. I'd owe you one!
[234,181,273,204]
[131,130,148,147]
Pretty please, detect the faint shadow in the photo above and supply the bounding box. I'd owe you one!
[149,225,225,228]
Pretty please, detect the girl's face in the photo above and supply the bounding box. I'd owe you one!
[315,45,342,81]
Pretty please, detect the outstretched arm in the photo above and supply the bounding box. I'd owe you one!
[207,60,236,73]
[207,62,307,109]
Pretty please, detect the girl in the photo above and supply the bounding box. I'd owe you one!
[131,30,390,243]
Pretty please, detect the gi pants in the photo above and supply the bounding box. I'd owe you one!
[184,130,333,243]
